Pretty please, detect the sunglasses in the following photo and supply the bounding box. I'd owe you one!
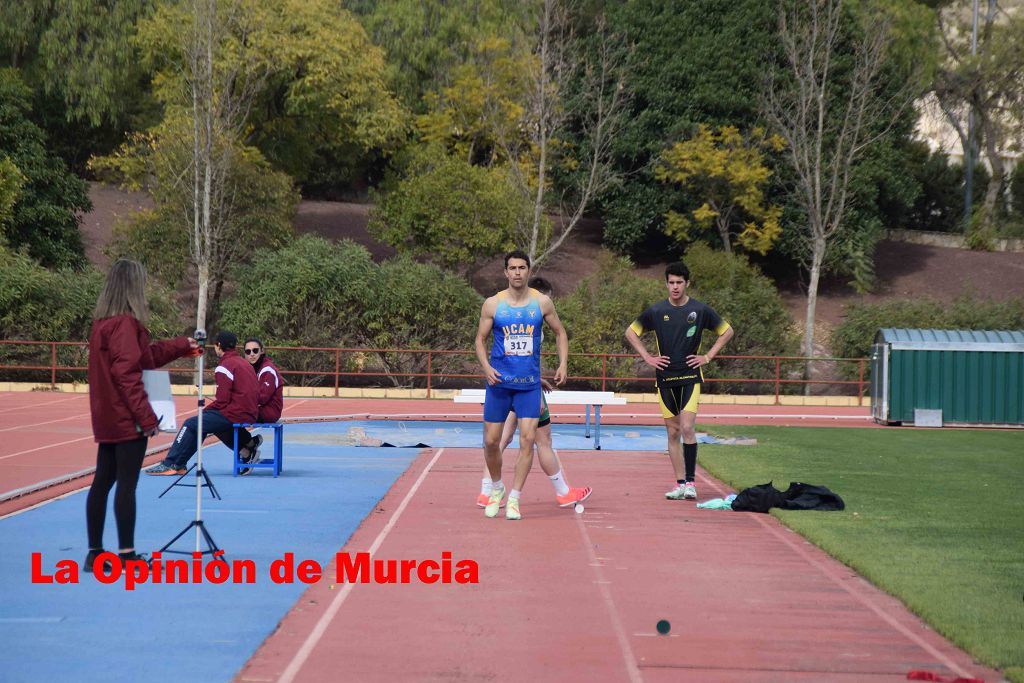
[244,348,262,355]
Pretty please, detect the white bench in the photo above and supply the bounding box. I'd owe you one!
[454,389,626,449]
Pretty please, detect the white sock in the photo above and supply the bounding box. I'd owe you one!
[548,469,570,496]
[509,489,521,501]
[492,481,504,493]
[481,477,493,495]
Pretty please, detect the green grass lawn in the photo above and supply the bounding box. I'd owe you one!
[696,425,1024,682]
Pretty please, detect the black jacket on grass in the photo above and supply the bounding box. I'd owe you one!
[731,481,845,513]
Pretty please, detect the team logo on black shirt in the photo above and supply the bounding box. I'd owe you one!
[687,311,697,323]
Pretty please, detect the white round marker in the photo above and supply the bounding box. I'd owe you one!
[574,503,584,514]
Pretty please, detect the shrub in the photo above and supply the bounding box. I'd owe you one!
[0,245,185,381]
[682,243,799,392]
[220,239,484,388]
[556,245,797,392]
[555,251,666,390]
[368,148,522,275]
[0,69,90,269]
[218,235,375,386]
[355,256,482,387]
[600,182,667,257]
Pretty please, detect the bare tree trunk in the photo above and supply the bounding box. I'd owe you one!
[802,239,826,394]
[181,0,266,331]
[497,1,630,268]
[191,0,210,332]
[763,0,913,390]
[715,215,733,254]
[528,0,551,262]
[978,111,1006,232]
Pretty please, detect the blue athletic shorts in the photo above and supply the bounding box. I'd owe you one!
[483,384,542,423]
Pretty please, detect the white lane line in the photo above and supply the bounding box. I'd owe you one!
[574,511,644,683]
[276,447,445,683]
[0,412,91,433]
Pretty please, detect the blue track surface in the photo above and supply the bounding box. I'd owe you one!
[302,419,732,450]
[0,426,419,683]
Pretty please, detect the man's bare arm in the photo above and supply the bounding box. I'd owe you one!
[475,297,502,385]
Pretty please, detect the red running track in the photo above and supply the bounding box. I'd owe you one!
[236,446,999,682]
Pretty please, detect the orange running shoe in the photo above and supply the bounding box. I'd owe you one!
[556,486,593,508]
[477,492,506,508]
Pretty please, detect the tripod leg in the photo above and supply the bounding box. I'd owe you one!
[160,521,196,553]
[158,463,197,498]
[198,522,222,557]
[198,467,221,500]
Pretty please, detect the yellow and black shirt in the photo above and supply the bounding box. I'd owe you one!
[630,298,730,386]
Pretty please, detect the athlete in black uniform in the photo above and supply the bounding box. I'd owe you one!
[625,262,734,500]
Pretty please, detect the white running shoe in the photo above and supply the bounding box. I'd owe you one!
[665,483,687,500]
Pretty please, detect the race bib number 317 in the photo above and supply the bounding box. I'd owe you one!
[503,336,534,356]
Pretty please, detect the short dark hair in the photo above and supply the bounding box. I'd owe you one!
[504,249,531,269]
[665,262,690,281]
[215,331,238,349]
[528,276,553,296]
[244,337,264,350]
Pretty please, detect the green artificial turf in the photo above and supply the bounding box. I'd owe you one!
[696,425,1024,681]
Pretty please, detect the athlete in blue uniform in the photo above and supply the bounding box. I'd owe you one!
[477,277,592,511]
[474,250,568,520]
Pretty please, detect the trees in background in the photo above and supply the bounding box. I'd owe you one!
[4,0,1021,369]
[90,0,405,326]
[349,0,522,115]
[656,125,784,255]
[762,0,929,365]
[595,0,777,257]
[0,158,22,230]
[0,69,90,269]
[932,0,1024,239]
[384,0,631,269]
[368,147,522,275]
[500,0,631,268]
[0,0,157,173]
[93,124,297,305]
[219,236,482,388]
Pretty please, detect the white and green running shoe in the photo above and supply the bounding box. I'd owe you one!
[505,497,521,521]
[665,483,687,500]
[484,486,505,518]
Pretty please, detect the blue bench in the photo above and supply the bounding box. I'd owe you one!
[232,423,284,477]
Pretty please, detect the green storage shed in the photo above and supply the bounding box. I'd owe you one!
[870,329,1024,427]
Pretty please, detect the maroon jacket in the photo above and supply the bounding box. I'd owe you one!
[254,355,284,423]
[207,349,258,424]
[89,315,192,443]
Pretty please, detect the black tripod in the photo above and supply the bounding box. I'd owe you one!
[161,329,222,558]
[158,463,221,500]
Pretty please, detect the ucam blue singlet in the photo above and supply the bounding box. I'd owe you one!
[490,289,543,390]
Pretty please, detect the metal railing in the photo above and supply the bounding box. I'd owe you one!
[0,340,870,405]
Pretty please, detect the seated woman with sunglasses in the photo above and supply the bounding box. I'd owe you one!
[235,338,284,473]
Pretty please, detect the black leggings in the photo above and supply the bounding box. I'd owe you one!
[86,438,148,550]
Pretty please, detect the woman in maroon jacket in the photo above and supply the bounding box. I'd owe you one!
[86,259,197,569]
